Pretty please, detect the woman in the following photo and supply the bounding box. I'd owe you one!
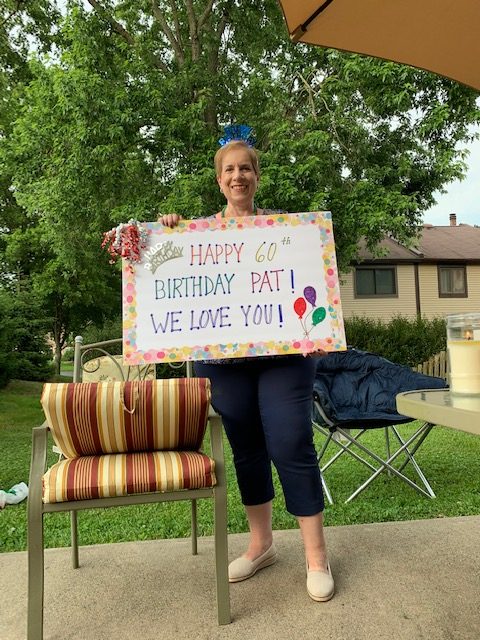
[160,138,334,602]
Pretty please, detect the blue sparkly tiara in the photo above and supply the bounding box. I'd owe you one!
[218,124,256,147]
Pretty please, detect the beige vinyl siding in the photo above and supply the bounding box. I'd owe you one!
[418,264,480,318]
[339,264,417,320]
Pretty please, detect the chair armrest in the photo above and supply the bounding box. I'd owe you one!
[28,425,49,506]
[313,394,336,428]
[208,406,226,487]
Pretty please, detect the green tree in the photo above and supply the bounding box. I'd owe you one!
[1,0,479,378]
[9,3,478,265]
[2,197,121,373]
[0,286,54,387]
[0,1,68,378]
[0,289,16,387]
[1,0,60,259]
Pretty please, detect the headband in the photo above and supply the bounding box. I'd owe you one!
[218,124,256,147]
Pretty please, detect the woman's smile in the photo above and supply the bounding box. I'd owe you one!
[217,147,259,212]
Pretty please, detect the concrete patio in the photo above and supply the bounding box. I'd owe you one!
[1,515,479,640]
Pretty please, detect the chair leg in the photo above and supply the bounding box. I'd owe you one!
[395,422,432,472]
[191,499,198,555]
[345,428,436,502]
[321,475,334,506]
[321,428,377,474]
[71,510,79,569]
[391,424,436,497]
[315,426,333,461]
[314,427,334,504]
[208,411,231,624]
[213,486,231,625]
[385,427,392,476]
[27,508,44,640]
[28,427,49,640]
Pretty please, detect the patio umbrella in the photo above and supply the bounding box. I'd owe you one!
[278,0,480,90]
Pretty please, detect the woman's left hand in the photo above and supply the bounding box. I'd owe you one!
[158,214,183,228]
[309,349,329,358]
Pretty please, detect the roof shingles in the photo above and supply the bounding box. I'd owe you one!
[357,224,480,262]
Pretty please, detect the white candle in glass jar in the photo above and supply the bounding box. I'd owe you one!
[448,339,480,395]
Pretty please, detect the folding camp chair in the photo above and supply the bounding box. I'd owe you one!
[312,349,447,504]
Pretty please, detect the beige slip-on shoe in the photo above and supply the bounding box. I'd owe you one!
[306,561,335,602]
[228,544,278,583]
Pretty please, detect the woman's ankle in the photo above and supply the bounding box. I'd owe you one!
[244,538,273,560]
[306,550,329,573]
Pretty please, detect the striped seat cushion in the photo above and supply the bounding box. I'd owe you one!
[41,379,211,458]
[42,450,216,504]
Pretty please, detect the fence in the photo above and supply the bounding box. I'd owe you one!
[414,350,448,380]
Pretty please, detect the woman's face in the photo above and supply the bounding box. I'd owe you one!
[217,147,259,210]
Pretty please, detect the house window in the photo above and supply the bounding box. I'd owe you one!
[354,267,397,297]
[438,265,467,297]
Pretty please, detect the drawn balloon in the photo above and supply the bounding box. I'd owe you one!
[303,285,317,307]
[294,297,307,319]
[312,307,326,326]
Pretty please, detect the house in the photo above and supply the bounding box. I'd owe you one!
[340,214,480,320]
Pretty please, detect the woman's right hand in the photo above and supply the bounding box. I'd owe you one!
[158,214,183,228]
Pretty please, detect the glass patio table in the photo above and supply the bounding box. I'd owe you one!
[396,389,480,437]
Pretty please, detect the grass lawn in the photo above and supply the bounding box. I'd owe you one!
[1,379,480,553]
[60,361,74,374]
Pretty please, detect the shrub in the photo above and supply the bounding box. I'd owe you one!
[344,315,447,367]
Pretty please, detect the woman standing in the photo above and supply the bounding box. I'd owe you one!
[160,134,334,602]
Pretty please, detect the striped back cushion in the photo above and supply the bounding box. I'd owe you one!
[41,379,211,458]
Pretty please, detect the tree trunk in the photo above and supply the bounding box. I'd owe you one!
[52,303,66,376]
[203,15,227,132]
[53,339,62,376]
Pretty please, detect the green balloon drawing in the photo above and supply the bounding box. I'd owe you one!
[312,307,326,326]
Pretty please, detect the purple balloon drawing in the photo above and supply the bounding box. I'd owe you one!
[303,286,317,307]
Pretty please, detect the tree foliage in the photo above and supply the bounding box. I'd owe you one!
[1,3,122,374]
[8,2,478,262]
[0,286,54,388]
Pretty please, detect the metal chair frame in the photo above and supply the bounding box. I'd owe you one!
[27,337,230,640]
[313,396,436,505]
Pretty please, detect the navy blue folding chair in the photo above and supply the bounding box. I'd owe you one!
[313,349,447,504]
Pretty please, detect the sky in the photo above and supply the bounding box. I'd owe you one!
[423,133,480,227]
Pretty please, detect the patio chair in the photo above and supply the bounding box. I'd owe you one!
[313,349,447,504]
[69,337,197,545]
[80,352,156,381]
[27,340,230,640]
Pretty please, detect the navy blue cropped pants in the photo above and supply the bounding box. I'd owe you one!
[194,356,324,517]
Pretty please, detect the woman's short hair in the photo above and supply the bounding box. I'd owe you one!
[214,140,259,177]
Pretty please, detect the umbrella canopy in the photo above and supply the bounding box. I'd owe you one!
[278,0,480,90]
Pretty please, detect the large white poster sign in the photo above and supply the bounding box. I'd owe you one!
[123,212,346,364]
